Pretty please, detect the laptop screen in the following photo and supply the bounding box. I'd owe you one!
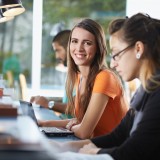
[19,100,39,125]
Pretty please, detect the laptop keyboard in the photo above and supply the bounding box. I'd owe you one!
[39,127,71,133]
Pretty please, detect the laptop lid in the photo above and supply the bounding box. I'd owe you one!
[19,100,39,125]
[19,100,74,137]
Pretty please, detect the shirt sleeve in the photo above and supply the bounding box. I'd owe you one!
[91,88,160,160]
[91,108,135,148]
[93,70,121,99]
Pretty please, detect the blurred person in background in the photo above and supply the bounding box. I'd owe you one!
[30,30,72,119]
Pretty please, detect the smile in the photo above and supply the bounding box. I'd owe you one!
[75,53,86,59]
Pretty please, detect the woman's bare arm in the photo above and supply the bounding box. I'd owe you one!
[71,93,109,139]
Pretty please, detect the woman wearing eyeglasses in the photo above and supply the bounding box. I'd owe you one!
[54,13,160,160]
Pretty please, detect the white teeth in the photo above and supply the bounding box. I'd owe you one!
[76,54,85,58]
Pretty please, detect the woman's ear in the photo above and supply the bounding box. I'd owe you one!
[134,41,145,59]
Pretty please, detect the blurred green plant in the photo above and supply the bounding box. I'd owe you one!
[42,0,126,67]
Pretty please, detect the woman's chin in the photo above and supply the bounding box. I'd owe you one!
[121,76,130,82]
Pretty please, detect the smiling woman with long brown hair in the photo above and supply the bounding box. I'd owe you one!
[38,18,128,139]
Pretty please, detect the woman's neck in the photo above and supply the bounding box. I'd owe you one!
[79,66,90,78]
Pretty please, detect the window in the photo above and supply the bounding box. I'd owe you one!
[0,0,126,100]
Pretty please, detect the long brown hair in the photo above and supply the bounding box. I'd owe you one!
[65,18,107,120]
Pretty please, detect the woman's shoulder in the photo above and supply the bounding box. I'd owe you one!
[94,69,122,91]
[98,69,117,75]
[96,69,120,82]
[148,86,160,102]
[93,69,123,98]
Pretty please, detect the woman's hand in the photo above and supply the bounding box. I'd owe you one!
[78,143,101,154]
[30,96,49,108]
[66,118,79,130]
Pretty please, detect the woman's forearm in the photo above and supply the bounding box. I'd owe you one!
[63,139,91,152]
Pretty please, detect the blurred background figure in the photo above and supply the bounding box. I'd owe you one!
[31,30,72,119]
[2,53,21,87]
[52,30,70,72]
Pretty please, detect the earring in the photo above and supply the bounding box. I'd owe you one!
[136,53,141,59]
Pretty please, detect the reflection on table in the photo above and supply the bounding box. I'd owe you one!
[0,116,57,160]
[0,96,78,160]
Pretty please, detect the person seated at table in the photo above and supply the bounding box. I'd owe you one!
[30,30,72,119]
[52,13,160,160]
[37,18,129,139]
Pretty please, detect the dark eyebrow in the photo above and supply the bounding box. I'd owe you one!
[71,38,93,43]
[83,39,93,42]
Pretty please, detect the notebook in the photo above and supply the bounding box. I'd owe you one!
[19,100,74,137]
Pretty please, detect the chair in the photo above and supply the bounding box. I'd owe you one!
[19,73,27,100]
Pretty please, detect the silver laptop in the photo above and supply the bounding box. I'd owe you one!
[19,100,74,137]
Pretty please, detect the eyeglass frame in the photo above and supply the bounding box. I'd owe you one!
[110,44,135,61]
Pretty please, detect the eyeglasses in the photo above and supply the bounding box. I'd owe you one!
[110,44,134,61]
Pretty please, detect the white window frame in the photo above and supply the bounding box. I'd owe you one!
[27,0,63,100]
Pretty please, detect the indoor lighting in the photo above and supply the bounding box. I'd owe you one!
[2,4,25,17]
[0,9,14,23]
[0,0,22,8]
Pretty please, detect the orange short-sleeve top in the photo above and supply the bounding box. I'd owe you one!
[75,70,129,137]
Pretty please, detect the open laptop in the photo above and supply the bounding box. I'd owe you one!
[19,100,74,137]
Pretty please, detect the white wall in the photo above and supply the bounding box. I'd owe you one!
[27,0,64,100]
[125,0,160,101]
[126,0,160,19]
